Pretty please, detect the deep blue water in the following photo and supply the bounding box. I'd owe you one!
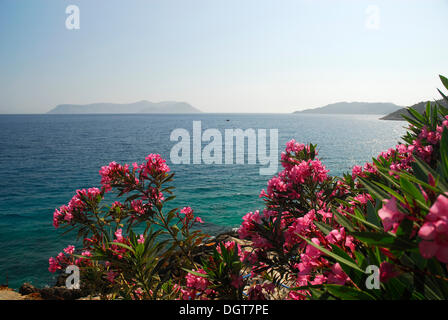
[0,113,406,288]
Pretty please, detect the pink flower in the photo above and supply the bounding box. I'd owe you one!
[345,235,356,252]
[363,162,377,174]
[352,193,373,205]
[106,271,118,283]
[380,262,400,283]
[310,160,329,183]
[317,209,332,223]
[180,206,193,219]
[48,257,61,273]
[266,176,288,196]
[311,274,326,285]
[351,165,365,179]
[396,144,408,154]
[238,210,261,239]
[327,263,349,285]
[284,210,315,248]
[419,126,429,139]
[325,228,356,253]
[186,269,209,291]
[288,290,307,300]
[99,161,130,192]
[195,216,204,224]
[81,250,92,257]
[426,193,448,220]
[418,194,448,263]
[142,154,170,176]
[378,197,404,232]
[63,245,75,255]
[114,228,124,242]
[137,234,145,244]
[304,238,321,259]
[326,228,344,244]
[52,188,103,228]
[131,200,145,216]
[285,139,305,154]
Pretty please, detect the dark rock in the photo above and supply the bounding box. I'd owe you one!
[19,283,39,295]
[38,286,87,300]
[19,282,89,300]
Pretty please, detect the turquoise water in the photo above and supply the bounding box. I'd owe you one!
[0,113,406,288]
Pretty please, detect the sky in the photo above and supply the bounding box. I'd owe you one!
[0,0,447,114]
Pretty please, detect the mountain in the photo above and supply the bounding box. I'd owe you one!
[381,100,448,121]
[47,100,201,114]
[293,102,402,115]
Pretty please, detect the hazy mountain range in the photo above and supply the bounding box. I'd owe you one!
[47,100,201,114]
[293,102,402,115]
[380,99,448,120]
[46,99,447,118]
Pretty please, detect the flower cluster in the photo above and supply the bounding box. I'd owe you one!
[53,187,102,228]
[234,96,448,300]
[49,153,206,300]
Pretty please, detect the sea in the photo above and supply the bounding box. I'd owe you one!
[0,113,406,289]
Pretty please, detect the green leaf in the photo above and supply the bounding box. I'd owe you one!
[412,156,448,190]
[341,208,382,232]
[314,221,333,235]
[324,284,375,300]
[109,241,135,254]
[398,171,440,193]
[401,114,422,128]
[440,127,448,179]
[354,251,367,269]
[399,177,428,209]
[331,209,355,233]
[352,232,417,250]
[440,75,448,91]
[372,180,405,204]
[395,218,414,238]
[437,89,448,104]
[408,107,426,123]
[431,102,438,130]
[331,244,365,286]
[425,102,431,123]
[366,201,381,228]
[182,268,209,278]
[358,177,389,201]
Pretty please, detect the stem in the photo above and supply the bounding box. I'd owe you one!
[155,205,198,269]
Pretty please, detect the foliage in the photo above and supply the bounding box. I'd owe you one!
[49,75,448,300]
[49,154,207,299]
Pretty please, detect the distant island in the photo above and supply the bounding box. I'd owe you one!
[47,100,201,114]
[293,102,402,115]
[381,99,448,120]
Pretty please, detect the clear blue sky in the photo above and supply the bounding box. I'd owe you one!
[1,0,447,113]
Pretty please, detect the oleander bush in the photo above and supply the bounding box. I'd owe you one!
[49,75,448,299]
[49,154,209,299]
